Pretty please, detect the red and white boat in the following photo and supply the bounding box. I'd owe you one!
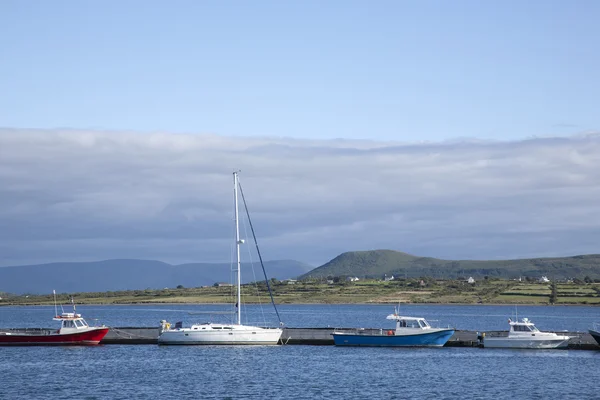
[0,295,109,346]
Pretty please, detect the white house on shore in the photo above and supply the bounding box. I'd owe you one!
[539,276,550,283]
[467,277,476,284]
[347,276,360,282]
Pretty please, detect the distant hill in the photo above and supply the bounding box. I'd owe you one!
[299,250,600,280]
[0,259,313,294]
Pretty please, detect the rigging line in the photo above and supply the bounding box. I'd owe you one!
[237,179,283,326]
[240,206,268,326]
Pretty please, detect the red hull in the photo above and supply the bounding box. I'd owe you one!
[0,327,109,346]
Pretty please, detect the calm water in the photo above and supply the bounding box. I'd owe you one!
[1,304,599,399]
[1,303,599,332]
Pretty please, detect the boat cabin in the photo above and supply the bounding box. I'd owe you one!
[53,312,91,333]
[386,314,432,330]
[508,318,540,334]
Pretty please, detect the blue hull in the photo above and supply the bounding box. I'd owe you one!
[589,329,600,346]
[332,329,455,347]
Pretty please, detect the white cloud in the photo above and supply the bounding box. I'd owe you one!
[1,129,600,266]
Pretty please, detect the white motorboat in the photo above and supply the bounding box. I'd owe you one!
[483,317,570,349]
[158,172,282,345]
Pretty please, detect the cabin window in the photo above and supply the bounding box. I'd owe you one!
[74,320,83,328]
[418,320,426,328]
[63,321,74,328]
[513,325,532,332]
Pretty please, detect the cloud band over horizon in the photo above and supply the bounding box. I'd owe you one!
[1,129,600,267]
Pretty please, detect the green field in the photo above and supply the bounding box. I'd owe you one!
[2,279,599,306]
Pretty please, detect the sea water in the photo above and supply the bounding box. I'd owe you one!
[0,304,599,399]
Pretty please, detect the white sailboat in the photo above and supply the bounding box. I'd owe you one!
[158,172,283,345]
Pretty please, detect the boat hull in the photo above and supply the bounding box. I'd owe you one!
[0,327,110,346]
[331,329,455,347]
[158,327,282,345]
[484,337,570,349]
[589,329,600,346]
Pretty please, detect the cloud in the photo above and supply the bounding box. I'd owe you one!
[1,129,600,266]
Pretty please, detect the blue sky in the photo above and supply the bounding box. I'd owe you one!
[1,0,598,141]
[1,2,600,269]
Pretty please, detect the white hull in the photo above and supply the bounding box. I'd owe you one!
[158,325,282,345]
[484,337,570,349]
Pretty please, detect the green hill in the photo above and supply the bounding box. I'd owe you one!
[300,250,600,280]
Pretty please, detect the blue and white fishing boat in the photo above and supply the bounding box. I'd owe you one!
[331,310,454,347]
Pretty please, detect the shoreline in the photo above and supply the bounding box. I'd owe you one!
[1,301,598,307]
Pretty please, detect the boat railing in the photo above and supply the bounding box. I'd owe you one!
[332,327,390,336]
[1,328,56,335]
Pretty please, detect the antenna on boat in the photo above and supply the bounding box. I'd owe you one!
[71,296,76,313]
[53,290,58,317]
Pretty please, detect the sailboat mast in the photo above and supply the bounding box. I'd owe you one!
[233,171,242,325]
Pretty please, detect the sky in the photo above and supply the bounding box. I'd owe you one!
[1,0,599,141]
[0,1,599,267]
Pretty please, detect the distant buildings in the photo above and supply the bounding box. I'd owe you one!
[467,277,476,284]
[347,277,360,282]
[538,276,550,283]
[383,274,395,281]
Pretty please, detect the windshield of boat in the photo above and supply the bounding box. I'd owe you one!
[398,319,428,328]
[74,319,88,328]
[513,324,537,332]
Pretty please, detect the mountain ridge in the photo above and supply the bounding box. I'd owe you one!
[0,259,314,294]
[299,250,600,280]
